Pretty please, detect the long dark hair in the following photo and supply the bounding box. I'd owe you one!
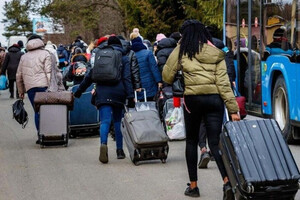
[179,20,212,61]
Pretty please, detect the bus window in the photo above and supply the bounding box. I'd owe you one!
[264,1,294,59]
[296,1,300,63]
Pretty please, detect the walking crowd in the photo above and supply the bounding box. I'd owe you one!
[0,20,240,200]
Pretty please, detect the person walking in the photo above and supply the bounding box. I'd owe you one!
[1,44,23,98]
[131,34,162,100]
[162,19,240,199]
[74,36,133,163]
[16,34,57,144]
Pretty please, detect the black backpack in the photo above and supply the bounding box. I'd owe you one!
[12,100,28,129]
[92,46,122,83]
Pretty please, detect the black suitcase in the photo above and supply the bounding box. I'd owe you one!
[219,119,300,200]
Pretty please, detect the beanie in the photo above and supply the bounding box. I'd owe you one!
[17,40,24,48]
[156,33,166,42]
[108,36,122,46]
[96,36,108,46]
[169,32,181,42]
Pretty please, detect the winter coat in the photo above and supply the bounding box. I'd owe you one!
[212,37,236,83]
[74,45,133,107]
[57,46,69,63]
[1,45,23,80]
[132,37,162,99]
[0,47,6,72]
[155,38,177,72]
[16,39,52,94]
[162,43,239,114]
[120,39,141,89]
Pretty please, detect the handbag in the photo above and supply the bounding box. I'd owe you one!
[34,91,74,112]
[0,75,8,90]
[12,99,28,128]
[172,61,185,97]
[233,87,247,119]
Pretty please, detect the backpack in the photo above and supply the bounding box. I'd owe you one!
[92,46,122,83]
[12,100,28,129]
[72,61,89,77]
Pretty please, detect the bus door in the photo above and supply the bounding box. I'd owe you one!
[225,0,262,115]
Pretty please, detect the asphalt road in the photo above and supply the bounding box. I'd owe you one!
[0,89,300,200]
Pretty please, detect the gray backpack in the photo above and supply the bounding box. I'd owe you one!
[92,46,122,83]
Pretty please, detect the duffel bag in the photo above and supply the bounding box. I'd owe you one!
[34,91,74,112]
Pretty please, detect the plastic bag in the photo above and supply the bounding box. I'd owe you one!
[0,75,8,90]
[165,107,186,140]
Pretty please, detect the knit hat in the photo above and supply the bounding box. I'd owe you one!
[108,36,122,46]
[156,33,166,42]
[17,40,24,48]
[96,36,108,46]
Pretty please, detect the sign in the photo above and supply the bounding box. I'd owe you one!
[32,17,64,34]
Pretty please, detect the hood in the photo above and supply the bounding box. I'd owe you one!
[8,45,21,52]
[157,38,177,50]
[26,38,45,51]
[120,39,131,53]
[57,46,65,51]
[193,43,225,64]
[212,37,225,49]
[71,53,87,63]
[111,45,125,55]
[45,44,55,50]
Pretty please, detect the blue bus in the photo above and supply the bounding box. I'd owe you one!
[224,0,300,143]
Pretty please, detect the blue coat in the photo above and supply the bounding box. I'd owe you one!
[75,45,133,107]
[135,49,162,99]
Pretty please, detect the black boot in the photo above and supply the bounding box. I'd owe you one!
[116,149,125,159]
[184,183,200,197]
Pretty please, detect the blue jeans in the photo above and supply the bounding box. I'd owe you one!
[99,105,124,150]
[27,87,47,133]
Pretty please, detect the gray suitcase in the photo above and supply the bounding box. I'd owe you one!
[39,104,69,147]
[121,90,169,165]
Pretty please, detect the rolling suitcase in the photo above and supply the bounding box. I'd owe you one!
[219,119,300,200]
[69,84,100,137]
[121,89,169,165]
[39,104,69,147]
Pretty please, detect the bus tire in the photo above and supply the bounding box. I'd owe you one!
[272,75,295,143]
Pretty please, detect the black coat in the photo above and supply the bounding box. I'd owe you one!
[120,39,141,89]
[74,45,133,107]
[1,46,23,80]
[212,37,236,83]
[155,38,177,72]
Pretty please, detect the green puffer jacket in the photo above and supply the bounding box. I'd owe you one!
[162,43,239,114]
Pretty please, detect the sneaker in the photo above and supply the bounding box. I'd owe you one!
[223,182,234,200]
[184,183,200,197]
[116,149,126,159]
[198,152,210,169]
[99,144,108,163]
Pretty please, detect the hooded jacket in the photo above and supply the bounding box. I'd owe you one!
[1,45,23,80]
[162,43,239,114]
[74,45,133,107]
[16,39,52,94]
[155,37,177,72]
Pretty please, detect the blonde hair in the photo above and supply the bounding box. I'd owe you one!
[130,32,139,40]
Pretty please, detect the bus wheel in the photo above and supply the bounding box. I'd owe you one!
[272,75,294,143]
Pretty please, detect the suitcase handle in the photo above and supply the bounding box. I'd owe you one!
[265,185,283,192]
[134,88,147,103]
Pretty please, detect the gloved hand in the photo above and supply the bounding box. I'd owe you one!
[73,90,81,98]
[127,98,135,108]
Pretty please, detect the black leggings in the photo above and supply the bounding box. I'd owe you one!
[184,94,227,181]
[9,79,18,98]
